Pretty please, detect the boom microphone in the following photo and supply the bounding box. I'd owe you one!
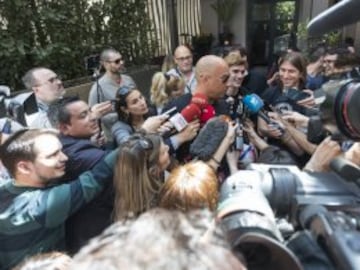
[307,0,360,36]
[190,116,229,161]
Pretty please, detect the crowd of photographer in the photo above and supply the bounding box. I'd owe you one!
[0,28,360,270]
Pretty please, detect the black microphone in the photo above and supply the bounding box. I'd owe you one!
[299,204,360,270]
[190,116,229,161]
[307,0,360,36]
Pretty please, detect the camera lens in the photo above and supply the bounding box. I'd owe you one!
[334,80,360,140]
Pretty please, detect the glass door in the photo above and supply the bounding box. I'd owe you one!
[247,0,299,66]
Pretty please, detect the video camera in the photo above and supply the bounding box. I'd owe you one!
[220,78,360,269]
[0,87,38,129]
[308,78,360,143]
[217,160,360,269]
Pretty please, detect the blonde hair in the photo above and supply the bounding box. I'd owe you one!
[224,51,248,69]
[150,72,184,108]
[159,161,219,211]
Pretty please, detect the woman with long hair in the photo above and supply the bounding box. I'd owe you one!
[112,85,199,151]
[113,133,170,221]
[112,86,168,145]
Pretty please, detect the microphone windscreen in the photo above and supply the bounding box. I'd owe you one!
[243,94,264,114]
[190,116,229,161]
[181,103,201,122]
[307,0,360,36]
[199,104,215,125]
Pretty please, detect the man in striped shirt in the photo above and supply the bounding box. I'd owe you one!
[0,129,117,269]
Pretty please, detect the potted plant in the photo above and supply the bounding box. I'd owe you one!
[211,0,238,45]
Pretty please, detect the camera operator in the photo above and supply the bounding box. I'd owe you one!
[323,47,360,79]
[19,67,65,128]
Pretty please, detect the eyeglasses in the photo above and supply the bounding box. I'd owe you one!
[35,75,61,86]
[175,55,192,62]
[136,138,153,151]
[107,58,123,64]
[48,75,61,83]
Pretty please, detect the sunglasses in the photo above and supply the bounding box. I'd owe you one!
[48,75,61,83]
[117,85,132,96]
[221,74,230,84]
[136,138,153,150]
[175,55,192,62]
[127,135,153,152]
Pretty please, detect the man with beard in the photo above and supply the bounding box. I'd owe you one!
[88,48,136,140]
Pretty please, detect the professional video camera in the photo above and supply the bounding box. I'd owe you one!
[308,78,360,143]
[219,80,360,268]
[0,86,38,129]
[217,160,360,269]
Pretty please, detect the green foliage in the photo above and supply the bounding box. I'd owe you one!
[296,19,341,51]
[0,0,157,91]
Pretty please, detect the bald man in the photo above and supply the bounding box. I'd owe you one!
[167,45,197,93]
[162,55,230,161]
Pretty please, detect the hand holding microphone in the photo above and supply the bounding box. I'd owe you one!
[243,93,284,136]
[168,92,213,132]
[242,93,272,124]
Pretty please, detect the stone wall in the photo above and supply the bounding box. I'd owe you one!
[65,65,159,102]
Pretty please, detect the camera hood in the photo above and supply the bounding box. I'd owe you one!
[233,232,303,270]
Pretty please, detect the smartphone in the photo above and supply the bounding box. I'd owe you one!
[161,107,177,117]
[110,99,118,111]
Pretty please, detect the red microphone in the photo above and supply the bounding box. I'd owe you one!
[190,92,208,109]
[199,104,215,125]
[181,103,202,122]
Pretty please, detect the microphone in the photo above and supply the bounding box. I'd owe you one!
[190,116,229,161]
[167,103,202,133]
[199,103,215,126]
[190,92,208,109]
[299,204,360,270]
[168,93,214,133]
[242,94,272,124]
[180,103,202,123]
